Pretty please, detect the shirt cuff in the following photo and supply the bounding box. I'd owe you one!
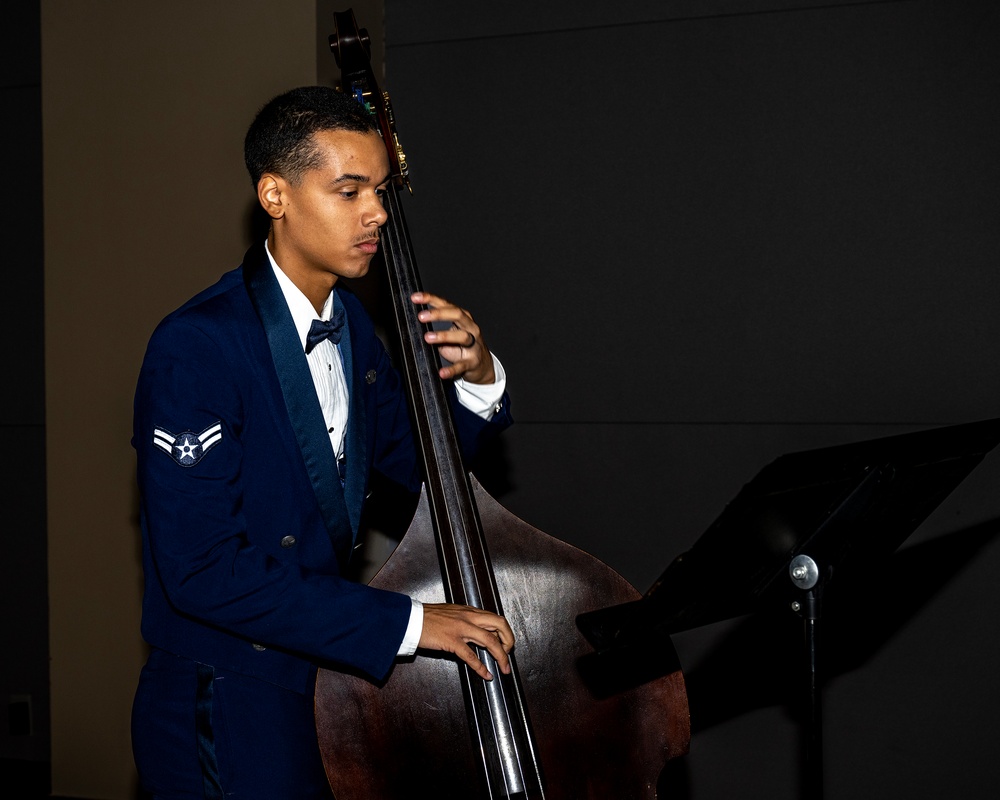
[453,354,507,420]
[396,597,424,657]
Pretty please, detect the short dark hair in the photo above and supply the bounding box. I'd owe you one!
[244,86,378,186]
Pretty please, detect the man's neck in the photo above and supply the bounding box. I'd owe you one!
[267,232,335,315]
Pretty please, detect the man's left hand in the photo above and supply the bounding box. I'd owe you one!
[412,291,496,385]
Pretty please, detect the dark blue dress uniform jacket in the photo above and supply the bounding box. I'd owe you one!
[133,242,512,693]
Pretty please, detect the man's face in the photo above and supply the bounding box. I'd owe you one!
[268,128,391,289]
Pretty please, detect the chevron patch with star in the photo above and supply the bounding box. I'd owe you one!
[152,421,223,467]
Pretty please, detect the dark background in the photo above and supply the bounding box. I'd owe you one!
[376,0,1000,797]
[0,0,47,791]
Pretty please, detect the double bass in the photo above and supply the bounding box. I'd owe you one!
[315,10,690,798]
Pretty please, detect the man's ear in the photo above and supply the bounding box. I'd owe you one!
[257,173,286,220]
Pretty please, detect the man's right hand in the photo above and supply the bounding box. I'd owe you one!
[418,603,515,681]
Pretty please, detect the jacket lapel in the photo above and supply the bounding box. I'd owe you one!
[332,288,367,537]
[241,244,356,556]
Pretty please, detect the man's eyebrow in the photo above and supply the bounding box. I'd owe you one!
[332,173,371,184]
[331,172,392,186]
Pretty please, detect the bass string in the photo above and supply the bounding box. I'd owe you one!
[379,186,542,797]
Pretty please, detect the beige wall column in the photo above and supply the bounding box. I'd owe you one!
[42,2,383,796]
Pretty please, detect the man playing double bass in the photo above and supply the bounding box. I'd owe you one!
[131,86,515,798]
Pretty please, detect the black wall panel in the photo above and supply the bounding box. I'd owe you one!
[0,0,49,776]
[381,1,1000,797]
[387,0,999,424]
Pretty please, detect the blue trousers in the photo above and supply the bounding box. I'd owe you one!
[132,649,334,799]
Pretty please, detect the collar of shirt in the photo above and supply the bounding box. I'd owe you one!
[262,242,506,423]
[264,241,335,351]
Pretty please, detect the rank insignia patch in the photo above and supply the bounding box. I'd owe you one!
[153,422,223,467]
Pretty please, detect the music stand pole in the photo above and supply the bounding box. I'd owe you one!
[789,554,826,800]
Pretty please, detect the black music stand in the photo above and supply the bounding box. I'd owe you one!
[577,418,1000,800]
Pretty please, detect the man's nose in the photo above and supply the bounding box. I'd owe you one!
[366,193,388,227]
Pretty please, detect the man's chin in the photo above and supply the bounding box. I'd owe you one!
[333,260,372,282]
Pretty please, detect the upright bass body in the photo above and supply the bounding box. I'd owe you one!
[316,10,689,798]
[316,478,689,799]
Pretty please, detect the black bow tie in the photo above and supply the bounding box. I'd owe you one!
[305,308,346,354]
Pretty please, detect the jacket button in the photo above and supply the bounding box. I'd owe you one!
[280,535,297,548]
[252,643,266,652]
